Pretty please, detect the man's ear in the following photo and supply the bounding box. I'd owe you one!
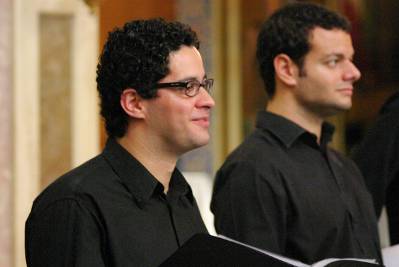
[120,88,146,119]
[273,54,299,87]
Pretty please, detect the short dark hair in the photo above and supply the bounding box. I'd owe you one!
[96,18,199,138]
[256,2,351,97]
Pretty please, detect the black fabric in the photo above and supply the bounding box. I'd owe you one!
[211,111,382,265]
[352,91,399,245]
[25,138,207,267]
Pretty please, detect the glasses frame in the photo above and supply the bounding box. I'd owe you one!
[153,78,214,97]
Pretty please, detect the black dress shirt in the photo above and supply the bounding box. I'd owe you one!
[211,111,382,264]
[353,91,399,245]
[25,138,207,267]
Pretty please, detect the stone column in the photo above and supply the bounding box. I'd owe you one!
[0,0,13,266]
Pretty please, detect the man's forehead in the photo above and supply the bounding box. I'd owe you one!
[169,46,204,76]
[308,26,351,40]
[169,45,200,55]
[308,27,354,55]
[165,46,205,81]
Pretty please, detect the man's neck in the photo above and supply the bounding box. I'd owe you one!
[266,98,324,143]
[117,132,178,193]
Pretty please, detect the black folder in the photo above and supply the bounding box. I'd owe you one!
[159,234,381,267]
[159,233,294,267]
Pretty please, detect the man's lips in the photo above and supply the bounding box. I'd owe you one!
[337,87,353,96]
[192,117,210,127]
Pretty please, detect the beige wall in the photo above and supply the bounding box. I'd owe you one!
[0,0,13,265]
[12,0,100,266]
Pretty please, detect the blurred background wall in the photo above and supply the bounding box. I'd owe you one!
[2,0,398,266]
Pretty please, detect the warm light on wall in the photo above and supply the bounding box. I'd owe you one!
[82,0,101,13]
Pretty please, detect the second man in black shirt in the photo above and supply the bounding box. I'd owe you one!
[211,2,382,265]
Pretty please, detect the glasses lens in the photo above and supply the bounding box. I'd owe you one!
[183,79,214,97]
[185,80,200,96]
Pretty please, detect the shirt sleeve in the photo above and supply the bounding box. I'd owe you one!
[25,197,106,267]
[212,161,289,254]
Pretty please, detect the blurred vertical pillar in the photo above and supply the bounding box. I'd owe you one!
[224,0,243,154]
[0,0,13,266]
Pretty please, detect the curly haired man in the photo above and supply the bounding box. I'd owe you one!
[26,18,214,267]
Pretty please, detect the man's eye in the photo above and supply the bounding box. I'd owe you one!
[326,59,338,67]
[186,81,198,89]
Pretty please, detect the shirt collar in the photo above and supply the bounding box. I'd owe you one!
[319,122,335,149]
[102,138,192,206]
[255,111,335,149]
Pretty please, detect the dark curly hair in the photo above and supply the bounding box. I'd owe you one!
[96,18,200,138]
[256,2,351,97]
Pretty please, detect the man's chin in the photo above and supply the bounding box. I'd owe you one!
[318,104,352,118]
[338,102,352,111]
[178,135,210,155]
[192,134,210,149]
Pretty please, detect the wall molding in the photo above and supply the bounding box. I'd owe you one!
[13,0,99,265]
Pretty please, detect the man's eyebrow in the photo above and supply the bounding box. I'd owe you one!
[324,53,354,60]
[179,75,207,82]
[324,53,343,58]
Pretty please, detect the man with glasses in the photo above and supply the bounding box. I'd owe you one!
[25,18,214,267]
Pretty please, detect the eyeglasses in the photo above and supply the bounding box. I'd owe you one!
[153,78,214,97]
